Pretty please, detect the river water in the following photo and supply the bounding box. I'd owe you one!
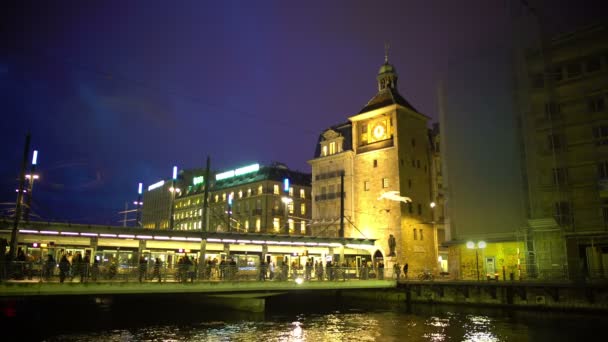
[5,294,606,341]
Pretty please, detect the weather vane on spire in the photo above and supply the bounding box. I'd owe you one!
[384,42,390,63]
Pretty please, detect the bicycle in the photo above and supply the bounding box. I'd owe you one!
[418,270,434,281]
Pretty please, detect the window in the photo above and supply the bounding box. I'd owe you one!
[417,203,422,215]
[238,190,243,198]
[273,184,279,194]
[273,200,279,211]
[598,162,608,179]
[273,218,280,232]
[300,189,305,198]
[247,188,252,197]
[592,125,608,145]
[256,199,261,210]
[364,181,370,191]
[413,229,417,240]
[258,185,263,195]
[554,201,571,226]
[289,187,294,196]
[552,168,568,185]
[419,229,423,241]
[222,193,226,202]
[255,218,261,232]
[373,159,378,168]
[416,160,421,168]
[566,63,581,78]
[300,203,306,215]
[329,184,335,195]
[288,219,294,233]
[244,220,249,230]
[322,145,328,156]
[329,141,336,155]
[545,102,561,120]
[300,221,306,234]
[586,57,601,73]
[408,179,412,188]
[321,187,326,195]
[548,134,563,151]
[408,202,413,214]
[214,195,219,202]
[588,97,605,113]
[288,202,294,214]
[382,178,389,188]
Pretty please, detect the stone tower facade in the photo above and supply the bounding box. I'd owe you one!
[310,57,437,273]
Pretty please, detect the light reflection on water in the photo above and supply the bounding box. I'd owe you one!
[45,309,535,342]
[21,296,605,342]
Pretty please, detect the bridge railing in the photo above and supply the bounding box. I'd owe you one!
[0,261,399,284]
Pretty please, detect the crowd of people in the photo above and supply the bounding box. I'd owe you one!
[1,245,409,283]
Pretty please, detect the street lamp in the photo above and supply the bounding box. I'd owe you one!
[169,165,179,230]
[134,182,143,227]
[24,150,39,224]
[466,240,486,281]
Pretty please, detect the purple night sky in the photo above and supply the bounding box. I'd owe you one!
[0,0,602,224]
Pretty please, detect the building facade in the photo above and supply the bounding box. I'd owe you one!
[309,57,437,273]
[143,162,312,235]
[518,24,608,279]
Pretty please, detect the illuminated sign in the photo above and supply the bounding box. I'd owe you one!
[148,180,165,191]
[216,163,260,181]
[284,178,290,192]
[32,150,38,165]
[193,176,204,185]
[172,166,178,180]
[235,163,260,176]
[138,182,143,195]
[377,191,412,203]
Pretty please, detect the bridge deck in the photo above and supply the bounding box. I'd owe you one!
[0,280,396,296]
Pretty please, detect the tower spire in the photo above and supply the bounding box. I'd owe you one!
[384,42,390,64]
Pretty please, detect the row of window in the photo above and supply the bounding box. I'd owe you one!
[554,201,608,226]
[531,54,606,88]
[547,125,608,151]
[551,162,608,185]
[175,218,308,234]
[209,185,307,204]
[321,141,341,156]
[543,95,606,121]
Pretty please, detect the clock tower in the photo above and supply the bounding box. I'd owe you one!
[309,53,437,275]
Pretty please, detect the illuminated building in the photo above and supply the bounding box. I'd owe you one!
[144,162,312,235]
[309,55,438,271]
[141,168,203,229]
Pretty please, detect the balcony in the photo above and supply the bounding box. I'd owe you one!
[314,192,346,202]
[315,170,344,181]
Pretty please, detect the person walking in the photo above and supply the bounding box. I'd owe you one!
[91,258,99,282]
[59,255,70,283]
[403,263,409,280]
[152,258,162,283]
[138,255,147,282]
[394,262,401,279]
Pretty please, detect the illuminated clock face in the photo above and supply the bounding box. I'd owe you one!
[373,123,386,139]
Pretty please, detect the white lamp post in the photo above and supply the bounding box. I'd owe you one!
[466,240,486,281]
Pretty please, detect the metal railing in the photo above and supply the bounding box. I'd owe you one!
[2,261,604,284]
[0,261,398,284]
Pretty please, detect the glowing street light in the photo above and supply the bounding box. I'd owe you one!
[466,241,486,281]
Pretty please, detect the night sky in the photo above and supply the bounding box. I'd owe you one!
[0,0,603,225]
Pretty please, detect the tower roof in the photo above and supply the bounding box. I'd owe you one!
[359,55,418,114]
[359,86,418,114]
